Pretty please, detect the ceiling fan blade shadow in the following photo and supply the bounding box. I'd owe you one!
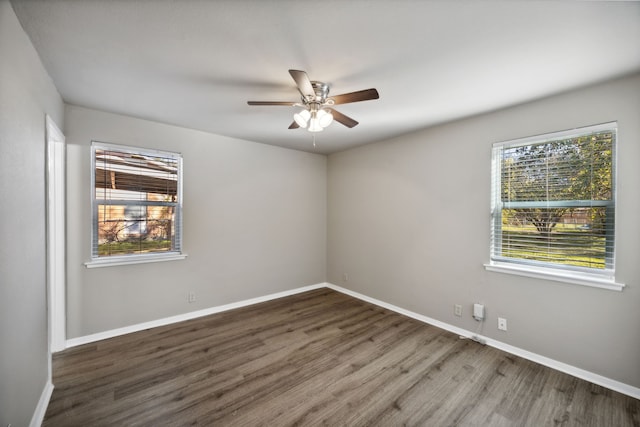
[247,101,296,106]
[330,88,379,105]
[328,108,359,128]
[289,69,315,99]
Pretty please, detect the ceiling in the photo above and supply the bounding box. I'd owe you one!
[11,0,640,155]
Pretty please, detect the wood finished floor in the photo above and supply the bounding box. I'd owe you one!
[44,288,639,426]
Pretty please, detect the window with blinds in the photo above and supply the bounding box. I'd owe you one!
[490,123,616,278]
[91,142,183,259]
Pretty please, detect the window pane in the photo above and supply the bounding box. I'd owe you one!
[498,207,612,269]
[97,204,175,256]
[95,148,178,201]
[501,132,613,203]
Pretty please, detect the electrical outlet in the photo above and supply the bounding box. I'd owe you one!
[188,291,196,303]
[343,273,348,281]
[498,317,507,331]
[454,304,462,317]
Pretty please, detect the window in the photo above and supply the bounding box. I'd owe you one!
[88,142,184,267]
[488,123,621,289]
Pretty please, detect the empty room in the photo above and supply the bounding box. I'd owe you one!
[1,0,639,425]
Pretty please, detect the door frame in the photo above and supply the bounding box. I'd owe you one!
[46,115,66,353]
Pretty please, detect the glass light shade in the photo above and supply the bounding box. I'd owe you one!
[293,109,310,128]
[308,117,323,132]
[317,109,333,128]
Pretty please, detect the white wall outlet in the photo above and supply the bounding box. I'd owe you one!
[188,291,196,303]
[498,317,508,331]
[473,303,485,321]
[454,304,462,317]
[343,273,348,281]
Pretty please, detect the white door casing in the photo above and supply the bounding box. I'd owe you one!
[46,115,66,353]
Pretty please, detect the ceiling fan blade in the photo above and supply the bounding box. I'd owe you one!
[328,108,359,128]
[288,121,300,129]
[330,88,379,105]
[247,101,296,106]
[289,69,315,100]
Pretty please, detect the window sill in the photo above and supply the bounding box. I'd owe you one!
[484,262,624,292]
[85,252,187,268]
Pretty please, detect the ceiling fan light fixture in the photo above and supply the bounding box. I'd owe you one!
[293,109,311,128]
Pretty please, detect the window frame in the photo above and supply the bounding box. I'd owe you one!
[85,141,186,268]
[485,123,624,291]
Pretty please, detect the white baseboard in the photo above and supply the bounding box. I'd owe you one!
[65,283,327,349]
[30,380,53,427]
[325,283,640,400]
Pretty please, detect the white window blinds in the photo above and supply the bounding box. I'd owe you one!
[490,123,616,277]
[91,142,183,259]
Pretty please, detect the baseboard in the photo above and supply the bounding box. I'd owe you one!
[29,380,53,427]
[325,283,640,400]
[65,283,327,349]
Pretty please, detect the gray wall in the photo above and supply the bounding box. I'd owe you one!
[65,105,327,338]
[0,1,64,425]
[327,73,640,388]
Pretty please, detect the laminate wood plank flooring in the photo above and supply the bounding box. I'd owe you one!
[44,288,640,426]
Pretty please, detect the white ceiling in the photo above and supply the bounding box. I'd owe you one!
[11,0,640,154]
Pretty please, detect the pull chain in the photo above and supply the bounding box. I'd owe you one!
[312,134,316,148]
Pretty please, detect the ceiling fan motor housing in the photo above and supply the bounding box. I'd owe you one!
[309,81,330,103]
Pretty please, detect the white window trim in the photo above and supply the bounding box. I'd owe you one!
[484,262,624,291]
[488,122,622,291]
[87,141,185,267]
[85,252,187,268]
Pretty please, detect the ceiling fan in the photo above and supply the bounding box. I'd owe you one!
[248,70,379,132]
